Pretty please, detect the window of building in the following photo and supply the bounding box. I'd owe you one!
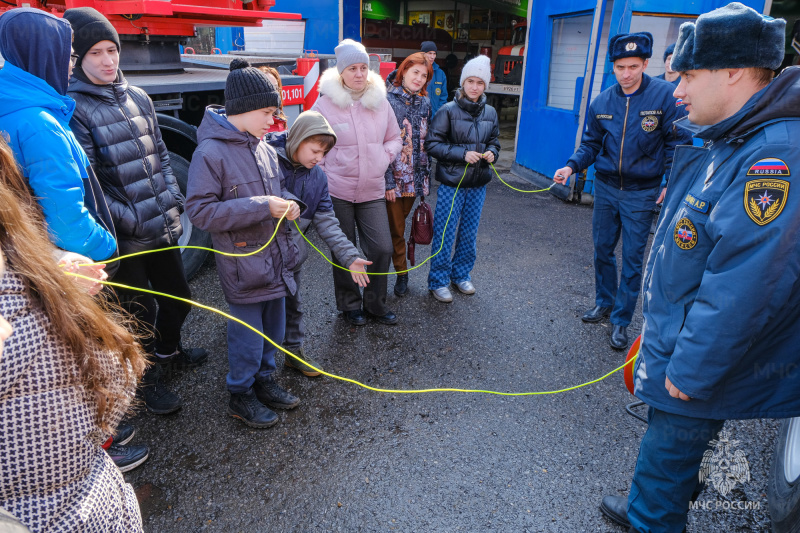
[629,14,697,77]
[547,13,593,110]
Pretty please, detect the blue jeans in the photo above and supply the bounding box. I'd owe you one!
[427,184,487,290]
[627,407,724,533]
[592,179,657,326]
[226,298,285,394]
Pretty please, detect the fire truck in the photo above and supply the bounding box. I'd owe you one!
[0,0,319,277]
[486,19,526,100]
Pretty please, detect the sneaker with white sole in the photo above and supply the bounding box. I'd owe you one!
[430,286,454,302]
[107,443,149,473]
[452,280,476,294]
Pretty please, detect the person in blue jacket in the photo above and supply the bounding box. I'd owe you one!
[0,8,117,263]
[265,111,371,377]
[554,31,691,350]
[655,43,680,85]
[421,41,448,117]
[598,4,800,532]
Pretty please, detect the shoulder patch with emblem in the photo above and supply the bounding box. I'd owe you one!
[684,193,710,214]
[744,179,789,226]
[435,88,441,95]
[746,158,790,176]
[596,114,613,120]
[674,217,698,250]
[641,115,658,132]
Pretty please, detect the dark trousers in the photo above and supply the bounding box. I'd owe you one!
[112,247,191,355]
[226,298,285,393]
[284,269,304,349]
[592,179,657,327]
[386,196,417,272]
[330,197,393,315]
[627,407,724,533]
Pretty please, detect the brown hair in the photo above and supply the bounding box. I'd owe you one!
[0,136,146,433]
[258,65,288,121]
[749,67,775,87]
[301,133,337,154]
[393,52,433,96]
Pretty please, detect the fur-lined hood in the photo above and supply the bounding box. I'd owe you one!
[317,67,387,111]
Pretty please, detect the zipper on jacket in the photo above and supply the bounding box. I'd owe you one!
[618,97,630,190]
[230,185,238,199]
[114,89,176,243]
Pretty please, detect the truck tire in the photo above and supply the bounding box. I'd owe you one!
[769,417,800,532]
[170,152,211,279]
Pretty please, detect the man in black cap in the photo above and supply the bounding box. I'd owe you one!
[599,3,800,532]
[63,8,208,427]
[553,32,691,350]
[421,40,448,116]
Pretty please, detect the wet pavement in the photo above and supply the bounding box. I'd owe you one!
[126,124,778,532]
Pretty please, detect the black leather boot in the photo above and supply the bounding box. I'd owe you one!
[610,325,629,350]
[600,495,630,528]
[394,273,409,297]
[582,305,612,323]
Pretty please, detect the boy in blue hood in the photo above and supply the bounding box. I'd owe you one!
[0,8,117,263]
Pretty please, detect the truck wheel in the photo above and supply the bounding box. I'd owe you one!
[769,417,800,532]
[170,152,211,279]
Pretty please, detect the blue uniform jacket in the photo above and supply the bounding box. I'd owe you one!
[429,62,448,117]
[635,67,800,419]
[0,39,117,261]
[567,74,691,190]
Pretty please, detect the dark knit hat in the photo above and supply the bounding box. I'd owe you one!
[225,58,281,116]
[421,41,437,53]
[63,7,120,62]
[671,2,785,72]
[608,32,653,62]
[663,43,676,63]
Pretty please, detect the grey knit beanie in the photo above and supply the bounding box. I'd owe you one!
[460,54,491,87]
[225,58,281,116]
[334,39,370,74]
[671,2,786,72]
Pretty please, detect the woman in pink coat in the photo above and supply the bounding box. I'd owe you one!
[312,39,402,326]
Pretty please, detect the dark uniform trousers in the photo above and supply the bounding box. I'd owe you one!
[592,178,658,326]
[628,407,724,533]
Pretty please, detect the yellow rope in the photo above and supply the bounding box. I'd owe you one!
[69,273,636,396]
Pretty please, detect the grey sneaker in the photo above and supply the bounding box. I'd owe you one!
[430,286,453,303]
[283,346,323,377]
[453,280,476,295]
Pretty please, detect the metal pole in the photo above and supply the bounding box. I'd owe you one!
[574,0,607,152]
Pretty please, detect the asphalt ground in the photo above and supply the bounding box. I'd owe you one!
[126,124,779,532]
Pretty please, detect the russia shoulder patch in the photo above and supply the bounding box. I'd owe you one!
[744,179,790,226]
[674,217,698,250]
[747,158,790,177]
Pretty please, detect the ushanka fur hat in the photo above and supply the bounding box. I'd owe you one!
[671,2,786,72]
[608,32,653,62]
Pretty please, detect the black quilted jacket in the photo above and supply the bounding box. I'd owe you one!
[424,91,500,189]
[68,69,183,255]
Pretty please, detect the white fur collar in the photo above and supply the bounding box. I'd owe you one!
[318,68,387,111]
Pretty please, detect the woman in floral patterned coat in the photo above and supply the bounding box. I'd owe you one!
[384,52,433,297]
[0,137,147,532]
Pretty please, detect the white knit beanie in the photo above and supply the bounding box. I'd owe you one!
[460,54,491,87]
[335,39,370,74]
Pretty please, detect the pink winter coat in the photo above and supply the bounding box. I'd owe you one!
[312,69,402,203]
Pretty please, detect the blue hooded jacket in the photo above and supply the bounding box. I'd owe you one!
[635,67,800,419]
[0,8,117,261]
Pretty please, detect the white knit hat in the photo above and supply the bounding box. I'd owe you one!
[460,54,491,87]
[335,39,370,74]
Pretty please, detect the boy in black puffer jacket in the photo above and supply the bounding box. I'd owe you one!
[424,54,500,304]
[64,8,207,422]
[266,111,371,377]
